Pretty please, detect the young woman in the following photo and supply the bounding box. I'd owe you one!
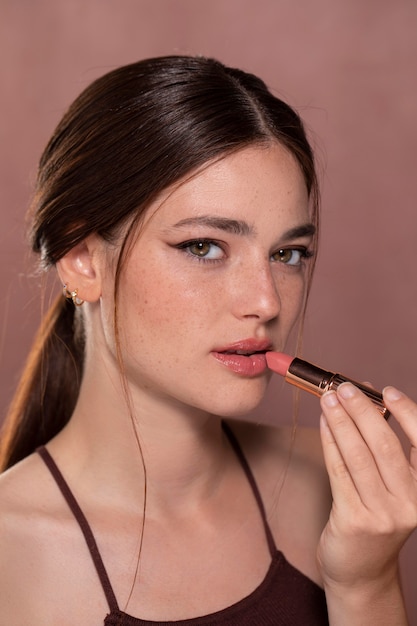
[0,56,416,625]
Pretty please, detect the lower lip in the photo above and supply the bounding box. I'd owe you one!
[211,352,268,377]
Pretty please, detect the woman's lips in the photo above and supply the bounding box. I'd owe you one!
[211,339,272,377]
[211,351,268,376]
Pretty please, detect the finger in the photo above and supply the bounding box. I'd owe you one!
[383,386,417,473]
[319,410,359,509]
[383,386,417,441]
[319,391,379,509]
[334,383,415,498]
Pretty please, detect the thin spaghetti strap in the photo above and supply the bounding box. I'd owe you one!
[37,446,119,613]
[221,422,277,557]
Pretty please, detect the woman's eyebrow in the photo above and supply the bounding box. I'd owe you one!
[172,215,254,235]
[171,216,316,240]
[281,223,316,240]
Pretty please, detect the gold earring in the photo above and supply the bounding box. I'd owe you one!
[63,285,84,306]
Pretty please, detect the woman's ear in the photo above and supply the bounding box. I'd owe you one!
[56,235,104,303]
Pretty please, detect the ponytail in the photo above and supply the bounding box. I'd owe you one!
[0,295,84,471]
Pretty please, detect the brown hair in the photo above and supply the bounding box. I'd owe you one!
[0,55,319,471]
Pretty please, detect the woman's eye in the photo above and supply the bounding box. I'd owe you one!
[179,240,225,261]
[271,247,310,266]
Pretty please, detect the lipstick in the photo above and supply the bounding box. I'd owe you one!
[212,339,272,377]
[266,352,390,419]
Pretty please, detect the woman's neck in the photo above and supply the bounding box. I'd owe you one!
[47,359,231,518]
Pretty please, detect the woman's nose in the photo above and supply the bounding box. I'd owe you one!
[232,260,281,322]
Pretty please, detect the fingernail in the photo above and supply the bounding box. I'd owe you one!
[383,386,404,402]
[337,382,356,399]
[322,391,339,407]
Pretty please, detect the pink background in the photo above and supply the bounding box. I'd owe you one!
[1,0,416,619]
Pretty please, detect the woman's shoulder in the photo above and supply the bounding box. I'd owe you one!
[0,452,92,623]
[0,453,53,617]
[0,450,71,560]
[0,452,57,560]
[0,451,48,511]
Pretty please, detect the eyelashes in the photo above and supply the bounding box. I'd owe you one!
[271,247,314,266]
[175,238,314,267]
[175,239,225,261]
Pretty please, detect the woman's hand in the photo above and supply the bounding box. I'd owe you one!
[318,383,417,624]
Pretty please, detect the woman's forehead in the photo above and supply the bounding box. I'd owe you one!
[142,144,309,227]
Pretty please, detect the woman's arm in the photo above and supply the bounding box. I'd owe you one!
[318,383,417,625]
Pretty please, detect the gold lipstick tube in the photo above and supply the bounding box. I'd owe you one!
[286,358,390,419]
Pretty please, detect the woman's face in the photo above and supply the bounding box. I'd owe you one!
[99,143,314,417]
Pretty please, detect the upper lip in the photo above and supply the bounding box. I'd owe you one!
[213,338,273,355]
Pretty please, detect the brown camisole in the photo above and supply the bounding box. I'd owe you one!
[37,423,329,625]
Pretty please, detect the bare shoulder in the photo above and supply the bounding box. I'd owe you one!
[0,453,115,623]
[0,452,49,554]
[0,452,51,515]
[0,453,61,620]
[229,419,331,585]
[0,453,46,531]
